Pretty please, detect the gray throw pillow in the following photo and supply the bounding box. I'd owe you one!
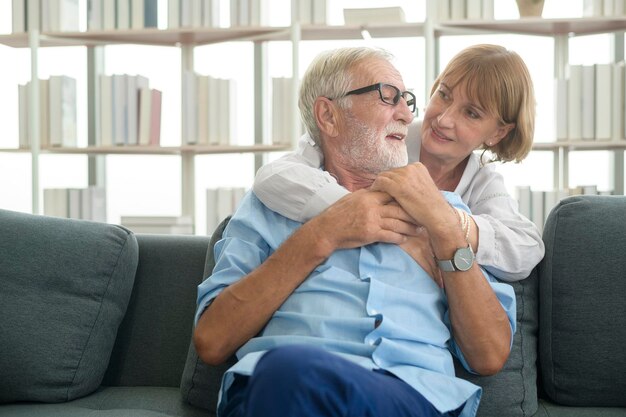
[539,195,626,406]
[0,209,138,403]
[181,216,235,414]
[455,270,539,417]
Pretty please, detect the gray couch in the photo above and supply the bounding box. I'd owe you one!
[1,195,625,417]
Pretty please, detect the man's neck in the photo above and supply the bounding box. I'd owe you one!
[324,159,377,192]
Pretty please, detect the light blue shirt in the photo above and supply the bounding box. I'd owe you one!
[196,191,516,417]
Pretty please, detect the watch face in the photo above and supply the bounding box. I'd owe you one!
[453,246,474,271]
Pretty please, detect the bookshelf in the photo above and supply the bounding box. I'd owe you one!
[2,1,626,232]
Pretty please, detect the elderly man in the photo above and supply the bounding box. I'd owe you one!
[193,47,516,417]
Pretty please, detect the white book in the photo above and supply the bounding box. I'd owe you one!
[438,0,450,20]
[583,0,603,16]
[126,74,149,145]
[450,0,466,19]
[41,0,56,32]
[192,0,203,27]
[312,0,328,24]
[117,0,131,29]
[229,0,239,26]
[296,0,313,24]
[57,0,80,31]
[131,0,145,29]
[138,86,152,146]
[466,0,482,19]
[90,186,107,222]
[40,79,50,148]
[148,89,162,146]
[595,63,612,140]
[612,62,625,140]
[567,65,583,140]
[197,75,209,145]
[202,0,220,27]
[343,7,406,25]
[207,76,220,145]
[554,78,568,141]
[530,190,545,233]
[48,75,77,147]
[103,0,116,30]
[216,187,235,224]
[272,77,284,144]
[615,0,626,15]
[168,0,180,28]
[12,0,26,33]
[68,188,82,219]
[18,83,29,149]
[44,188,69,218]
[180,0,194,27]
[112,74,127,145]
[604,0,615,15]
[581,65,596,140]
[482,0,494,19]
[132,0,158,28]
[238,0,250,26]
[515,185,532,220]
[99,74,113,146]
[249,0,267,26]
[206,188,219,235]
[182,71,198,144]
[218,78,237,145]
[88,0,103,31]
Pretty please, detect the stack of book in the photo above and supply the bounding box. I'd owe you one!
[555,62,626,141]
[168,0,220,28]
[182,72,236,146]
[12,0,79,33]
[99,74,162,147]
[18,76,77,149]
[437,0,495,21]
[293,0,328,25]
[343,6,406,25]
[516,185,610,232]
[44,187,107,222]
[121,215,194,234]
[583,0,626,17]
[88,0,158,31]
[272,77,301,146]
[206,187,246,235]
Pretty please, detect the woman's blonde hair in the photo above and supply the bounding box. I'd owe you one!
[431,44,536,163]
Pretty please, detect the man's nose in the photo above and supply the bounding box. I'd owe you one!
[395,98,415,125]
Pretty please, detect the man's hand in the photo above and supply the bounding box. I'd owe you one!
[310,189,422,254]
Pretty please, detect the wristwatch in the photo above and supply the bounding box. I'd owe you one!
[436,245,475,272]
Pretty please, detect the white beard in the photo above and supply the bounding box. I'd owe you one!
[340,116,408,174]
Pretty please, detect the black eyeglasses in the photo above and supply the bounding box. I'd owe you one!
[334,83,417,115]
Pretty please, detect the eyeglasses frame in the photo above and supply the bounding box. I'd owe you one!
[337,83,417,115]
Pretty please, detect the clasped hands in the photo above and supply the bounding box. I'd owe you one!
[312,163,460,288]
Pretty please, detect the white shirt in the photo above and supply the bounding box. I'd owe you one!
[253,122,545,281]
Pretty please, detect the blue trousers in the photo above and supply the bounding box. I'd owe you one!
[220,345,462,417]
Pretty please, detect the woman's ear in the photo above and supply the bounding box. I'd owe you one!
[487,122,515,147]
[314,97,341,138]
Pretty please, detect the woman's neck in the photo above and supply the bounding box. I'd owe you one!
[420,150,469,192]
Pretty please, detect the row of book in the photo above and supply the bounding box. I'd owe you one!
[99,74,162,147]
[206,187,246,235]
[583,0,626,17]
[18,76,77,149]
[182,72,236,146]
[555,62,626,142]
[516,185,611,233]
[121,215,193,234]
[272,77,301,146]
[438,0,495,21]
[11,0,158,33]
[43,186,107,222]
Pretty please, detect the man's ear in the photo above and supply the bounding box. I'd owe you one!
[314,97,341,138]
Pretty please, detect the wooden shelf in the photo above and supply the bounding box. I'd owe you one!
[437,16,626,37]
[0,22,424,49]
[0,144,291,155]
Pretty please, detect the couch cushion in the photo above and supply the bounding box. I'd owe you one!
[0,209,138,403]
[455,268,539,417]
[0,387,211,417]
[539,195,626,407]
[103,234,211,388]
[181,217,236,414]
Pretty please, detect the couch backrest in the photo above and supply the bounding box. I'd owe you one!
[103,233,211,388]
[539,195,626,407]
